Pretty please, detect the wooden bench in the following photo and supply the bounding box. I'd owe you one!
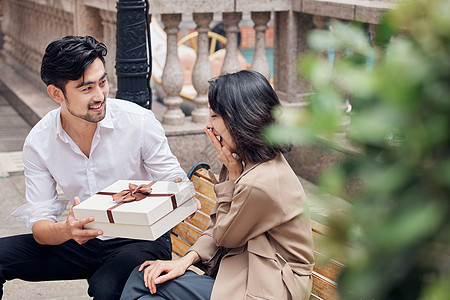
[171,164,345,300]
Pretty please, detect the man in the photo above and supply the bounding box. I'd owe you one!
[0,35,187,299]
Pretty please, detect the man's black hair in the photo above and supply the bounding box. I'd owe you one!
[40,35,107,92]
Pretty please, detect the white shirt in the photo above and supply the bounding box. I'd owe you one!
[12,98,187,229]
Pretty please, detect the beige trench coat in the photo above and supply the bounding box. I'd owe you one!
[189,153,315,300]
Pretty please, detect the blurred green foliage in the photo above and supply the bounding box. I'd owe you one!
[265,0,449,298]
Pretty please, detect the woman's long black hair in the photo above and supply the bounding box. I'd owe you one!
[208,70,290,163]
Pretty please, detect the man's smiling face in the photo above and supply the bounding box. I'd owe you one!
[61,58,109,123]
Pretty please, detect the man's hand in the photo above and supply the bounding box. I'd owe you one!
[186,199,201,220]
[65,196,102,244]
[172,177,201,219]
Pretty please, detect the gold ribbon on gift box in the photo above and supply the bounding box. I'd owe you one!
[97,182,177,223]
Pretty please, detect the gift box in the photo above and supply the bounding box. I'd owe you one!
[73,180,197,241]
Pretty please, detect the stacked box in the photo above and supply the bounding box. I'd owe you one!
[73,180,197,240]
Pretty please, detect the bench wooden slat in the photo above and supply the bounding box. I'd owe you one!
[172,221,202,245]
[313,253,344,284]
[312,230,322,248]
[171,234,191,258]
[311,220,328,235]
[182,210,210,234]
[195,168,216,182]
[311,272,340,300]
[191,175,216,200]
[195,193,215,216]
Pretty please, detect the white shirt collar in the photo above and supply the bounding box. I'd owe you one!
[55,100,115,143]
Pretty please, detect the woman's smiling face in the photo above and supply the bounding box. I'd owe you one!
[206,108,237,153]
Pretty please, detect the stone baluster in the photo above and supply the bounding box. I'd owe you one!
[74,0,103,39]
[2,0,12,57]
[161,14,185,125]
[28,3,36,63]
[328,18,340,65]
[36,5,47,59]
[42,5,51,49]
[49,7,60,43]
[19,2,27,64]
[369,23,383,65]
[274,11,313,103]
[18,1,26,62]
[54,7,65,37]
[28,2,42,74]
[312,15,329,60]
[22,2,30,56]
[99,9,118,94]
[221,12,242,75]
[5,0,17,60]
[60,10,73,37]
[191,13,213,124]
[8,1,18,60]
[251,12,271,80]
[8,0,18,59]
[12,1,21,62]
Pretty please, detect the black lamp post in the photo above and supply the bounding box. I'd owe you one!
[115,0,152,109]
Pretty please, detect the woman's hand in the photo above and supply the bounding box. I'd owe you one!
[140,251,200,294]
[204,127,243,181]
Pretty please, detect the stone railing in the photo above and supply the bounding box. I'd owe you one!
[2,0,73,84]
[1,0,396,123]
[0,0,397,173]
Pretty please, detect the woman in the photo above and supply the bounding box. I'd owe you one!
[121,70,315,300]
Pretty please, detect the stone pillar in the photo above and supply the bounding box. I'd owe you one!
[312,15,328,30]
[2,0,10,54]
[368,23,383,65]
[312,15,329,60]
[251,12,271,80]
[221,12,242,75]
[27,2,40,74]
[99,9,118,95]
[274,11,313,104]
[161,14,185,125]
[55,8,73,41]
[74,0,103,41]
[191,13,213,124]
[0,0,3,50]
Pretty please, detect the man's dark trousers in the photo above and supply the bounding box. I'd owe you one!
[0,231,172,299]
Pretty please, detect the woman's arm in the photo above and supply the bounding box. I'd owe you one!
[212,181,287,249]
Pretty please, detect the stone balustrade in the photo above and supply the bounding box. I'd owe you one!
[1,0,396,122]
[0,0,397,173]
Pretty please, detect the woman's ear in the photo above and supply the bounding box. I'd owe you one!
[47,85,65,104]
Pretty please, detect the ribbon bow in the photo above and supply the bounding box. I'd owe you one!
[112,183,153,203]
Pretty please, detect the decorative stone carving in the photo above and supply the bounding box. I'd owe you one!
[161,14,185,125]
[221,12,242,75]
[191,13,213,124]
[251,11,271,79]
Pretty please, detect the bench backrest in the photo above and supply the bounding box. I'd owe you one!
[170,168,343,300]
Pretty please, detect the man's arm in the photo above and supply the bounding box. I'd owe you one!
[18,143,100,245]
[32,197,102,245]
